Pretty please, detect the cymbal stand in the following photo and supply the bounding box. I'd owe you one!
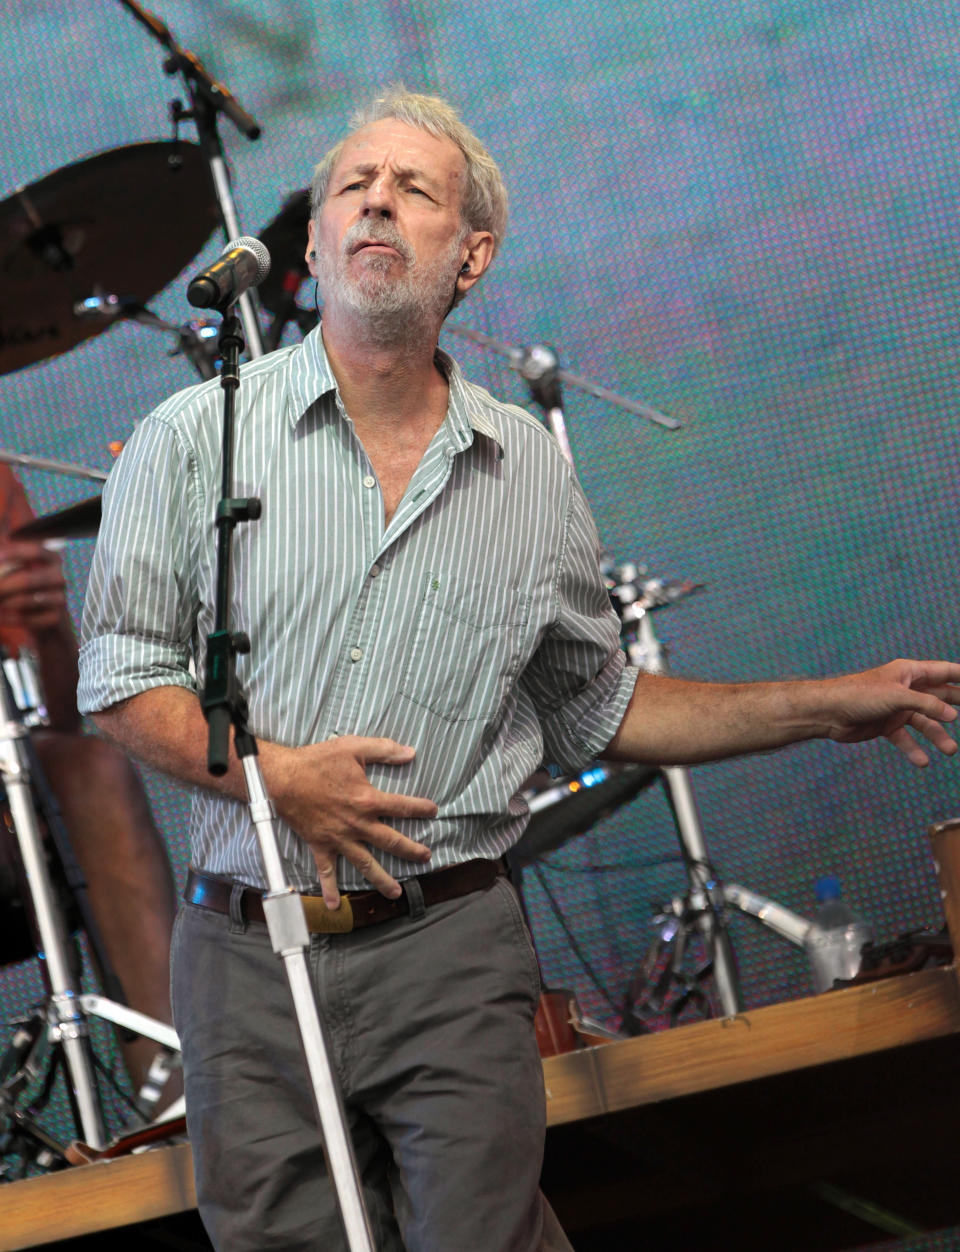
[118,0,265,358]
[610,575,743,1018]
[0,663,184,1172]
[0,451,107,485]
[499,338,825,1022]
[0,666,106,1151]
[444,325,680,431]
[517,350,745,1016]
[610,560,854,1029]
[72,294,219,382]
[201,305,374,1250]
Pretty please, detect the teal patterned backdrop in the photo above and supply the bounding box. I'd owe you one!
[2,1,960,1235]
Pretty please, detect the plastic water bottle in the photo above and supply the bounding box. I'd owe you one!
[804,876,873,993]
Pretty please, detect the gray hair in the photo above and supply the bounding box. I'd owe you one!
[310,88,509,256]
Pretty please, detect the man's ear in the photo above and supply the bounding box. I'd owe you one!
[305,220,318,277]
[455,231,495,298]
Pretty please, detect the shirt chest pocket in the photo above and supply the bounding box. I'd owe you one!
[397,571,531,725]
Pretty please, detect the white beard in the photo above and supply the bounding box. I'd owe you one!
[315,219,464,343]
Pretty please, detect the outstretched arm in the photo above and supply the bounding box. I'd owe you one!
[603,659,960,768]
[92,685,437,910]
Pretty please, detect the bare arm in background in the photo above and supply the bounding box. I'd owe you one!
[604,659,960,768]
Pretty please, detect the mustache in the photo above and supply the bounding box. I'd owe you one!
[342,220,414,264]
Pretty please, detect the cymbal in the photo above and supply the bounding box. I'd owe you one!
[12,495,101,541]
[0,141,220,375]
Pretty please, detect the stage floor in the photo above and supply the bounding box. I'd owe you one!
[4,963,960,1250]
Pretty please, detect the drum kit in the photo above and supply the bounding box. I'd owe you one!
[0,0,821,1185]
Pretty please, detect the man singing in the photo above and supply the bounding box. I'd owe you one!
[79,89,960,1251]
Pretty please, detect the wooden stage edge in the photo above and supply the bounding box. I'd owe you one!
[542,962,960,1125]
[3,963,960,1251]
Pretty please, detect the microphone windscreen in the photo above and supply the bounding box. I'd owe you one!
[225,235,271,283]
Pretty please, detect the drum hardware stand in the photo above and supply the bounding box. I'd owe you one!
[0,664,106,1152]
[623,875,816,1031]
[610,572,744,1018]
[611,569,835,1024]
[0,662,185,1172]
[201,298,375,1250]
[509,346,827,1023]
[444,326,680,431]
[73,293,220,381]
[119,0,266,359]
[23,289,219,395]
[0,450,107,485]
[513,351,749,1017]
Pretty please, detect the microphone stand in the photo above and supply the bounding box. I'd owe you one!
[118,0,265,358]
[201,306,374,1250]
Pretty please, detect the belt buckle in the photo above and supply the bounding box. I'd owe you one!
[300,894,354,934]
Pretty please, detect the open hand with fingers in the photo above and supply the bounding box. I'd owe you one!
[606,658,960,768]
[0,538,69,631]
[261,734,436,908]
[812,659,960,766]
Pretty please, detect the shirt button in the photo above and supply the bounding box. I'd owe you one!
[350,647,363,662]
[362,474,376,488]
[370,564,380,578]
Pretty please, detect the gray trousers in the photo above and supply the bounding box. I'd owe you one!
[171,875,570,1251]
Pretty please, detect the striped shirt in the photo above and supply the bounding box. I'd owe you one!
[78,326,638,891]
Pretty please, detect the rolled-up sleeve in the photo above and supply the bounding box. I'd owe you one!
[78,411,200,714]
[520,474,639,774]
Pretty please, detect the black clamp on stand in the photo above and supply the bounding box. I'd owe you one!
[200,308,375,1250]
[518,343,576,465]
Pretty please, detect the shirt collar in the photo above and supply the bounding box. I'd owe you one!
[287,323,338,428]
[287,323,504,456]
[436,346,503,454]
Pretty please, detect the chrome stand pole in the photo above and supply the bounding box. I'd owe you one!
[0,676,106,1148]
[629,613,743,1016]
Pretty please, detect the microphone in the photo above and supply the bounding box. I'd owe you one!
[187,236,271,309]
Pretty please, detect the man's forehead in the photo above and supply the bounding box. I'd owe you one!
[333,118,466,184]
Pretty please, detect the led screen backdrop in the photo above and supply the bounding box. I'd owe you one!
[1,0,960,1188]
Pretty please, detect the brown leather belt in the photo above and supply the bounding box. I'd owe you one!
[184,859,505,935]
